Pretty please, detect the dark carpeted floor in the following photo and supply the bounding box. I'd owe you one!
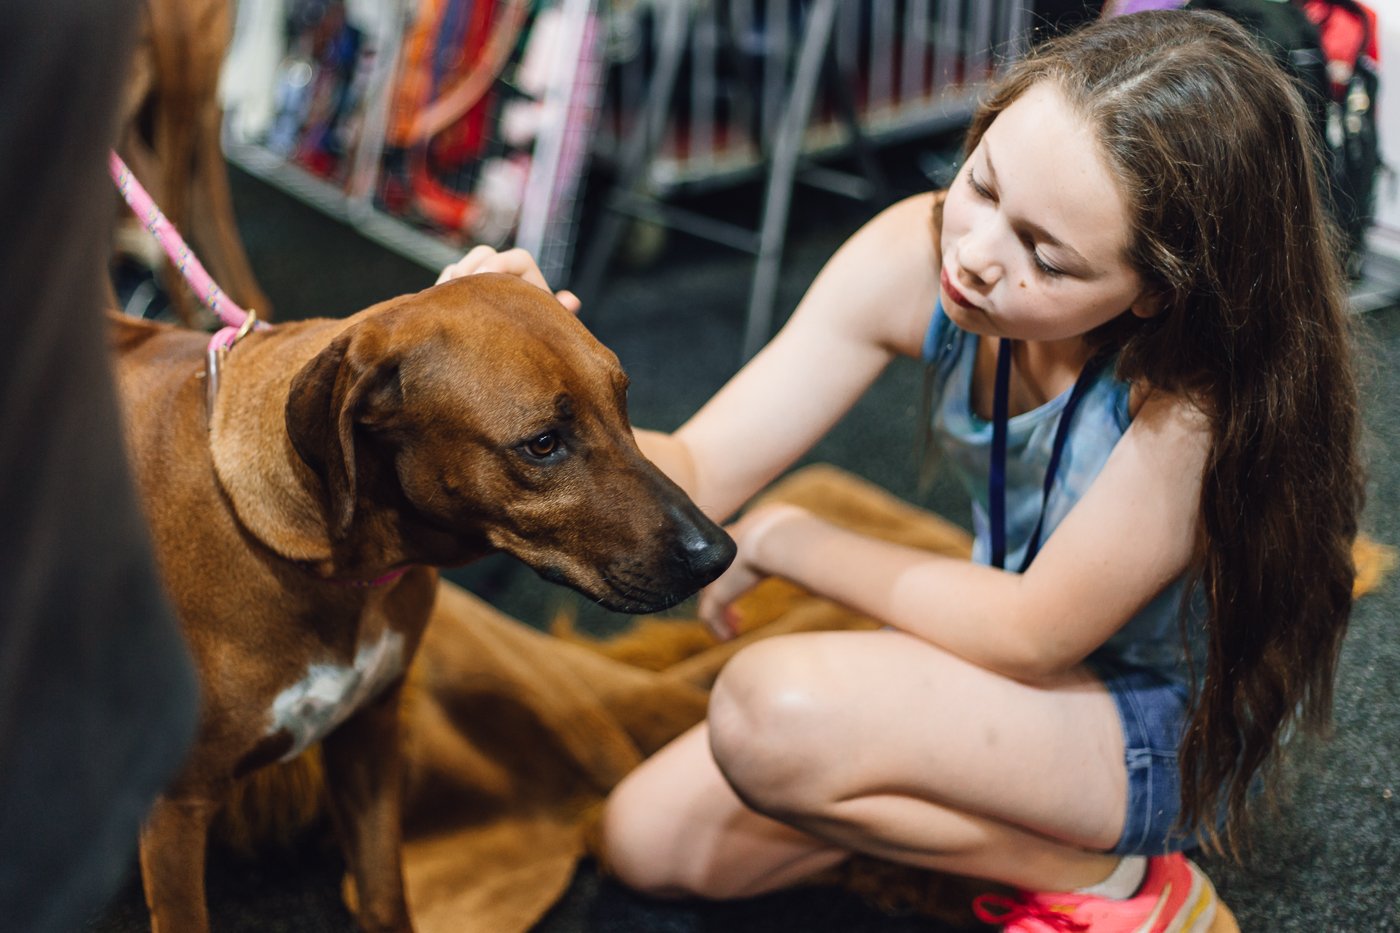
[88,143,1399,931]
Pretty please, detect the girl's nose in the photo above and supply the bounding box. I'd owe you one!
[956,225,1002,290]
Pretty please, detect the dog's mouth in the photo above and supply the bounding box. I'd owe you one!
[534,564,697,615]
[506,506,735,615]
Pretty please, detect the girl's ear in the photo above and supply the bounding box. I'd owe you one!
[1129,290,1165,319]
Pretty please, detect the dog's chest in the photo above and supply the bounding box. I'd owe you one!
[266,629,406,761]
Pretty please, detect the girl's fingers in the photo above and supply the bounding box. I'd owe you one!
[699,593,735,641]
[436,244,499,283]
[436,249,582,314]
[702,609,736,642]
[555,289,582,315]
[488,247,552,291]
[698,565,761,640]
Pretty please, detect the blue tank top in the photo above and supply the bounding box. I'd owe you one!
[921,301,1206,690]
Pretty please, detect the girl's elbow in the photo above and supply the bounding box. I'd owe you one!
[992,628,1084,684]
[996,586,1097,682]
[1013,650,1083,685]
[994,651,1061,685]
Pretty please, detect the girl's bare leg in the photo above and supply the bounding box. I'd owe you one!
[601,629,1129,899]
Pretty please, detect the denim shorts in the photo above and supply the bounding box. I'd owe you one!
[1085,654,1208,855]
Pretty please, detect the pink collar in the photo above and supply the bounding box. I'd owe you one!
[328,567,413,589]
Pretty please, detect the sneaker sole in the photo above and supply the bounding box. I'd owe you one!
[1208,903,1239,933]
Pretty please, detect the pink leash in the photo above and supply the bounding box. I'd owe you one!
[108,151,267,354]
[108,152,407,590]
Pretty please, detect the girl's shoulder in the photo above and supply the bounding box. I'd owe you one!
[875,190,947,357]
[1126,385,1212,446]
[815,191,945,359]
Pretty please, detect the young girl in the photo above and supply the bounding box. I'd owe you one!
[442,10,1361,930]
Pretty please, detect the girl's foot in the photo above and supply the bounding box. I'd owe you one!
[971,852,1238,932]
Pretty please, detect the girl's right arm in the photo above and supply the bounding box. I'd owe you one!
[638,191,943,522]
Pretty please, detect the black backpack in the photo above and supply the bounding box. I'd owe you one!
[1186,0,1382,274]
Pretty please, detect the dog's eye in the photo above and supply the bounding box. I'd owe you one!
[523,432,560,459]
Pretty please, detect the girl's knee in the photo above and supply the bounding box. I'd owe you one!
[708,640,838,819]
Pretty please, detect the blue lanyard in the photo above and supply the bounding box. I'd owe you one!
[988,339,1107,572]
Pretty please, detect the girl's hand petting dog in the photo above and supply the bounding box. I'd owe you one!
[437,245,581,314]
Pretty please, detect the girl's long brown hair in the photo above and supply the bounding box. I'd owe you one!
[960,10,1363,853]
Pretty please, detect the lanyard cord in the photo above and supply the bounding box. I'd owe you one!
[989,338,1108,572]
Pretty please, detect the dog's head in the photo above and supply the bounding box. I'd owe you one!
[283,273,734,613]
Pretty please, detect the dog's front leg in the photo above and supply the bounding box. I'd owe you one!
[322,681,414,933]
[138,792,219,933]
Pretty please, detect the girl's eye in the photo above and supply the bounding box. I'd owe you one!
[967,169,994,200]
[1033,252,1066,278]
[524,432,560,458]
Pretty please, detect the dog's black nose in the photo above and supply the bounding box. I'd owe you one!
[672,510,737,584]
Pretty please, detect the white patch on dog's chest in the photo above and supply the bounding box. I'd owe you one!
[267,630,406,761]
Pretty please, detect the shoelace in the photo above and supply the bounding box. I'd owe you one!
[972,893,1090,931]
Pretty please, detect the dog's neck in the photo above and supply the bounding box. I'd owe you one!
[206,318,475,582]
[208,319,379,574]
[206,316,499,583]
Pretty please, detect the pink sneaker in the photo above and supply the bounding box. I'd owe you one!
[971,853,1233,932]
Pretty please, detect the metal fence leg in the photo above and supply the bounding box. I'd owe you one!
[741,0,839,361]
[573,0,691,305]
[823,20,890,207]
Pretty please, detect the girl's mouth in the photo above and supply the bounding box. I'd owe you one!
[940,266,976,311]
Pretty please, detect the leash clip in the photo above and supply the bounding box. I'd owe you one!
[231,307,259,346]
[205,343,227,419]
[205,308,259,422]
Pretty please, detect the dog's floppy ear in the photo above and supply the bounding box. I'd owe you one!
[286,326,404,540]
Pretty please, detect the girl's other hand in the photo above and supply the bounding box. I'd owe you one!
[436,245,582,314]
[698,503,811,640]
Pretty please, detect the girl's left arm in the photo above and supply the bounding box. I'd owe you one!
[703,392,1210,683]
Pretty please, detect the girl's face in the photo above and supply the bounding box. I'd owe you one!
[939,81,1158,342]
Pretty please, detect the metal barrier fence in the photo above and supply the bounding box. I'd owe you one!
[221,0,1031,332]
[577,0,1033,359]
[592,0,1032,193]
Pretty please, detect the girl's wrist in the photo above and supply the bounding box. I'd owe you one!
[744,504,816,576]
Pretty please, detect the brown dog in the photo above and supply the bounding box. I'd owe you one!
[110,273,734,932]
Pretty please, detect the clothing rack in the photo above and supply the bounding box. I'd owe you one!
[220,0,604,284]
